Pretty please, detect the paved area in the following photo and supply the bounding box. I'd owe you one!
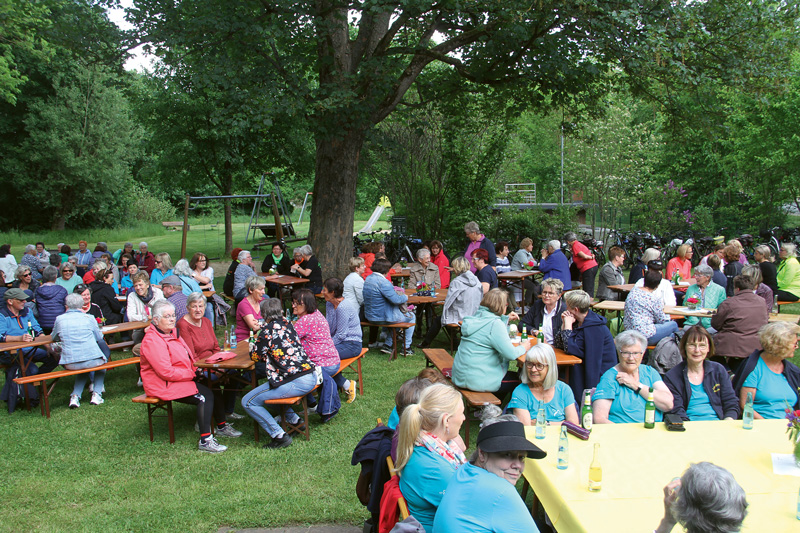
[219,526,362,533]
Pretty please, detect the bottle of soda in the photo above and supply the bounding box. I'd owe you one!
[537,329,544,344]
[223,330,230,351]
[581,390,593,430]
[230,325,238,349]
[27,320,35,338]
[644,387,656,429]
[535,406,546,440]
[743,391,754,430]
[588,443,602,492]
[557,425,569,470]
[521,329,528,343]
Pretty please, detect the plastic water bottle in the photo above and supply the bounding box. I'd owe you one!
[557,425,569,470]
[535,407,546,439]
[230,325,237,349]
[743,392,754,430]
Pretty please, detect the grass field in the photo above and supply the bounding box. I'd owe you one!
[2,218,799,531]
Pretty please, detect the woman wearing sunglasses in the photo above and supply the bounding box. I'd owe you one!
[509,343,579,425]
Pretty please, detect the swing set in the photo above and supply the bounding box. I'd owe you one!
[178,175,308,259]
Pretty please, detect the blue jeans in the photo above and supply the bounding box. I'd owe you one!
[64,356,108,396]
[647,321,679,346]
[241,373,317,438]
[333,340,361,389]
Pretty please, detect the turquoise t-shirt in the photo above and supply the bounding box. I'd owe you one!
[507,381,576,423]
[593,365,664,424]
[150,268,172,285]
[685,382,719,421]
[743,357,798,419]
[387,406,399,430]
[433,462,538,533]
[399,446,459,533]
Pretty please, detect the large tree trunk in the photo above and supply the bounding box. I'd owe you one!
[308,131,365,279]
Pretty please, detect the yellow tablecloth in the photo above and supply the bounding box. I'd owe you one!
[523,420,800,532]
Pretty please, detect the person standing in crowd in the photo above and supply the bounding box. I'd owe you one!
[134,242,156,275]
[538,239,571,290]
[564,232,598,298]
[463,221,496,273]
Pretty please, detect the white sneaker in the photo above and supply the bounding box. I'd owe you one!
[198,435,227,453]
[216,423,243,438]
[226,411,245,420]
[90,392,104,405]
[368,341,382,349]
[69,395,80,409]
[137,377,143,387]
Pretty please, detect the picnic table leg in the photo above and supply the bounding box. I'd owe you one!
[18,349,31,412]
[40,381,49,418]
[520,280,526,316]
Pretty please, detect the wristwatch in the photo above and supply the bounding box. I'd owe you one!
[634,385,642,395]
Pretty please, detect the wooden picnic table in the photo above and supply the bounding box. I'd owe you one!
[608,279,696,295]
[260,273,309,309]
[404,287,447,305]
[498,269,540,314]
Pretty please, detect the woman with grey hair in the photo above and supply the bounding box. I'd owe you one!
[290,244,323,293]
[55,261,82,293]
[462,221,496,274]
[629,247,661,284]
[20,244,43,280]
[538,239,572,289]
[173,259,203,295]
[592,329,673,423]
[742,264,773,313]
[236,275,266,342]
[775,242,800,302]
[555,289,618,401]
[53,293,113,408]
[135,241,156,274]
[655,462,747,533]
[12,264,39,298]
[433,410,545,533]
[509,343,579,425]
[682,264,727,330]
[33,265,67,334]
[140,300,228,453]
[752,244,777,293]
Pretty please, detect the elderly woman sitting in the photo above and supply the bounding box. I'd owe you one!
[682,264,726,331]
[52,293,112,408]
[396,383,467,533]
[775,242,800,302]
[554,289,618,401]
[409,247,441,290]
[12,264,38,299]
[176,291,243,433]
[655,462,747,533]
[433,412,545,533]
[664,326,740,421]
[733,321,800,419]
[140,300,228,453]
[233,250,257,301]
[174,258,213,322]
[592,330,674,424]
[343,256,365,308]
[289,244,323,294]
[20,244,43,280]
[519,279,564,346]
[363,258,415,354]
[624,269,679,345]
[236,275,265,342]
[742,263,773,313]
[453,288,529,399]
[418,256,482,350]
[710,275,768,360]
[509,344,579,425]
[149,252,173,286]
[242,298,318,449]
[321,277,362,402]
[55,262,82,294]
[510,237,537,303]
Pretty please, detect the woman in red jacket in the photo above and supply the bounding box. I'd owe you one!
[141,300,230,453]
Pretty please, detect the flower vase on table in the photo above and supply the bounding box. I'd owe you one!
[685,296,699,310]
[415,281,432,297]
[785,408,800,466]
[523,260,536,271]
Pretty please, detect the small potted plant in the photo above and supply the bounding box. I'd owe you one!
[415,281,432,296]
[786,407,800,466]
[685,296,700,310]
[523,260,536,271]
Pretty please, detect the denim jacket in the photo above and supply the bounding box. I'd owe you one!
[51,309,105,365]
[363,273,408,323]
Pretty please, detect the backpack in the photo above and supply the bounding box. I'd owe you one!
[649,331,684,375]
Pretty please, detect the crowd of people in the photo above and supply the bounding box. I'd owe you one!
[2,225,797,532]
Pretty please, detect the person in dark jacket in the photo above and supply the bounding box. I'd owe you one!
[628,248,660,285]
[519,278,565,344]
[753,245,778,293]
[722,245,743,297]
[664,326,740,421]
[261,242,292,298]
[554,289,618,402]
[462,221,496,273]
[733,322,800,418]
[707,254,727,290]
[222,247,243,297]
[538,239,571,290]
[88,267,123,324]
[33,266,67,334]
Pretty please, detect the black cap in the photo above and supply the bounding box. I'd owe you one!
[476,420,547,459]
[646,259,664,271]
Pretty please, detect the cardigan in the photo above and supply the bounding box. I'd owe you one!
[664,360,740,421]
[733,350,800,410]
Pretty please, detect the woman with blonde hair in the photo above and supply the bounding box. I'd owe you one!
[150,252,173,286]
[396,383,466,533]
[453,288,530,399]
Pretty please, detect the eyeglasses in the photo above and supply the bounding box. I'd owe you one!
[154,260,162,264]
[160,314,176,320]
[525,362,548,370]
[620,351,642,358]
[22,273,32,277]
[62,270,74,273]
[541,291,558,296]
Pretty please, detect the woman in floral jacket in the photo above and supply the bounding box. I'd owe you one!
[241,297,317,449]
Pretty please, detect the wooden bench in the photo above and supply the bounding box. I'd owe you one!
[361,321,415,360]
[14,357,140,418]
[132,394,175,443]
[444,323,461,354]
[337,347,367,396]
[776,300,794,313]
[162,221,189,231]
[422,348,501,446]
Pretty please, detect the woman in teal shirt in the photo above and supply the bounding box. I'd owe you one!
[509,343,579,425]
[396,383,466,533]
[737,321,800,419]
[592,330,674,423]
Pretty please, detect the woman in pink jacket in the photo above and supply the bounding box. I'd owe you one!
[140,300,229,453]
